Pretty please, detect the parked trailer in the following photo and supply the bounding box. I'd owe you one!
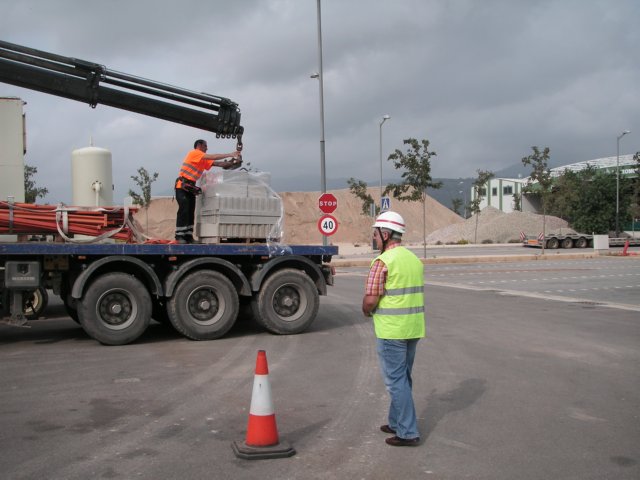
[0,242,337,345]
[521,233,640,249]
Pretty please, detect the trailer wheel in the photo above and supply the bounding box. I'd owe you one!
[255,268,319,335]
[78,273,151,345]
[561,237,573,249]
[23,287,48,320]
[575,237,588,248]
[168,270,239,340]
[546,237,559,249]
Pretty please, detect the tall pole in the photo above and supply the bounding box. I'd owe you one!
[379,115,390,209]
[616,130,630,237]
[315,0,327,245]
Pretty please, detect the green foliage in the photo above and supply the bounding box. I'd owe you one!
[24,164,49,203]
[347,177,377,216]
[522,146,552,250]
[469,170,494,216]
[128,167,159,207]
[512,192,521,211]
[521,146,553,204]
[384,138,443,201]
[470,169,494,243]
[544,167,632,234]
[385,137,442,258]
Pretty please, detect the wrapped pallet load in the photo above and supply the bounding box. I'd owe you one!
[195,170,283,243]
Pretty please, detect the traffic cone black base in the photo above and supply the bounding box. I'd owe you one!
[231,440,295,460]
[232,350,296,460]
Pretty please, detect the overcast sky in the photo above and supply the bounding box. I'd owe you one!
[1,0,638,203]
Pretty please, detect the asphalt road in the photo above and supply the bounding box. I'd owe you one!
[0,257,639,479]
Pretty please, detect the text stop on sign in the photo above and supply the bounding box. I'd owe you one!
[318,193,337,214]
[317,214,338,236]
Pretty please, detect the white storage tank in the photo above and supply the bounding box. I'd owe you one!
[71,146,113,206]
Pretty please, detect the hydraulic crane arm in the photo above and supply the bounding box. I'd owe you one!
[0,40,243,139]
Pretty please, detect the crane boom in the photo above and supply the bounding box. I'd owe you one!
[0,40,243,138]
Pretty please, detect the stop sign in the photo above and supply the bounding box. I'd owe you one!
[318,193,337,214]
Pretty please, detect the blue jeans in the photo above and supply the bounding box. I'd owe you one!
[376,338,420,439]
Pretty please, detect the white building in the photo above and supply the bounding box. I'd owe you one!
[474,154,638,214]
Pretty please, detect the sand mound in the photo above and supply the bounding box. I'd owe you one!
[133,190,567,246]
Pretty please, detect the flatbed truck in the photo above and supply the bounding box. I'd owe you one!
[0,41,338,344]
[522,232,640,249]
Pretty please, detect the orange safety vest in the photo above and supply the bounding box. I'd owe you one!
[176,149,212,188]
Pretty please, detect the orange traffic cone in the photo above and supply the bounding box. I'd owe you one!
[232,350,296,460]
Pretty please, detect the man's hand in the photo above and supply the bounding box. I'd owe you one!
[362,294,380,317]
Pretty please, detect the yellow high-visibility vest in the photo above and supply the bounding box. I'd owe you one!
[371,246,425,339]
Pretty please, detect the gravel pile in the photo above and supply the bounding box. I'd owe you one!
[425,207,571,244]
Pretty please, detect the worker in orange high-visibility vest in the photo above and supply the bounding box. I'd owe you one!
[174,139,241,243]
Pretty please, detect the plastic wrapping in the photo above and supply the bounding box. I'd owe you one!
[195,170,287,252]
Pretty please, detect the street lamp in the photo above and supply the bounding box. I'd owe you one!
[616,130,630,236]
[458,181,467,218]
[313,0,327,245]
[379,114,390,209]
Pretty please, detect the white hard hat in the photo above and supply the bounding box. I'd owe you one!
[373,211,406,234]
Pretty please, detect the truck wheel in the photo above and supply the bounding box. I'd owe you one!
[168,270,239,340]
[561,238,573,249]
[78,273,151,345]
[23,287,48,320]
[255,268,319,335]
[575,237,588,248]
[546,237,559,249]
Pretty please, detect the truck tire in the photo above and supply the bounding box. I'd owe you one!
[23,287,48,320]
[575,237,588,248]
[168,270,239,340]
[78,273,151,345]
[546,237,559,249]
[254,268,319,335]
[561,237,573,249]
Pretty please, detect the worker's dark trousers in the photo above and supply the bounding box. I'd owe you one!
[175,188,196,241]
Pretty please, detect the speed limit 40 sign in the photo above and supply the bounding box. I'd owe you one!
[317,214,339,236]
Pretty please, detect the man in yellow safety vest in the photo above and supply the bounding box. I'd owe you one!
[362,211,425,447]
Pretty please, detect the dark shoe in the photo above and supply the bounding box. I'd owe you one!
[380,425,396,434]
[385,436,420,447]
[176,238,188,244]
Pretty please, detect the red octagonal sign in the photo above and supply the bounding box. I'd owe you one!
[318,193,338,214]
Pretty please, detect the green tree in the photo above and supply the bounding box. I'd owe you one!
[24,164,49,203]
[469,170,494,243]
[521,146,553,253]
[385,137,442,258]
[347,177,377,216]
[128,167,159,207]
[570,171,618,233]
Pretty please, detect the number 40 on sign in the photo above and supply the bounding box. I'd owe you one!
[317,214,339,236]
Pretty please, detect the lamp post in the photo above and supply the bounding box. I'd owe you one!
[458,181,467,218]
[313,0,327,245]
[616,130,630,236]
[379,114,390,209]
